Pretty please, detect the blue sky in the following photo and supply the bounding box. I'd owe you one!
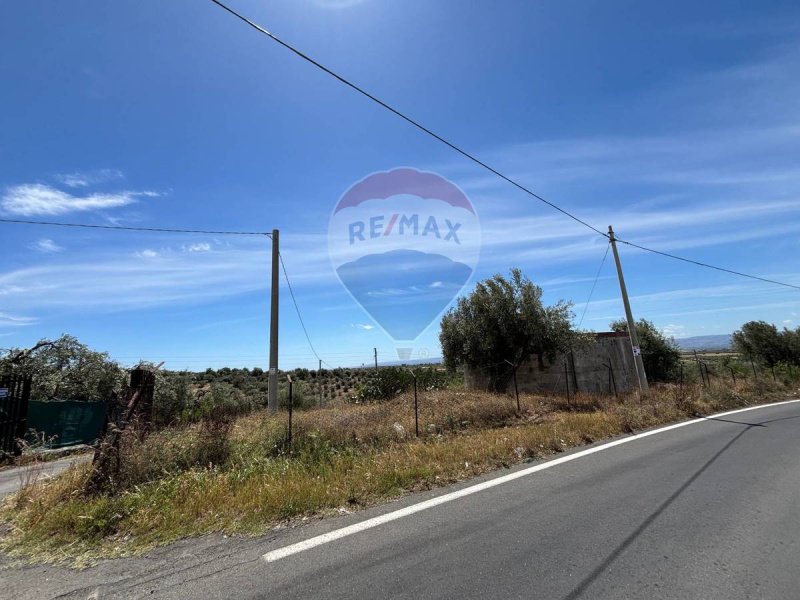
[1,0,799,370]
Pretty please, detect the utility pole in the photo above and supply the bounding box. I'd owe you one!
[268,229,280,413]
[318,359,323,406]
[374,347,378,371]
[608,225,649,392]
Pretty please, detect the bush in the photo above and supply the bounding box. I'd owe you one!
[610,318,681,382]
[353,367,451,401]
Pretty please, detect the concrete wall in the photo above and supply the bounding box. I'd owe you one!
[464,332,637,395]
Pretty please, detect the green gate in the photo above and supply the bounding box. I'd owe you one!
[26,400,107,448]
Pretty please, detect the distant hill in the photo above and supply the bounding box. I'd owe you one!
[675,334,732,351]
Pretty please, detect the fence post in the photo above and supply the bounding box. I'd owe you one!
[750,359,757,379]
[318,360,323,406]
[730,367,736,386]
[771,365,777,382]
[564,362,571,406]
[412,372,419,437]
[694,351,705,386]
[504,359,520,412]
[287,375,293,446]
[129,366,156,430]
[606,363,617,397]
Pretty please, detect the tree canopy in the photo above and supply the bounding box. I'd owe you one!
[609,318,681,382]
[0,334,124,401]
[439,269,579,392]
[733,321,800,367]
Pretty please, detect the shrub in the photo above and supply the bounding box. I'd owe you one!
[352,367,452,401]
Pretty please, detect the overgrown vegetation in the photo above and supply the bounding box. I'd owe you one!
[351,366,455,401]
[0,334,124,401]
[2,372,797,565]
[733,320,800,368]
[440,269,584,392]
[610,318,682,382]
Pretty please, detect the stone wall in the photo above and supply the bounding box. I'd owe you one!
[464,332,637,395]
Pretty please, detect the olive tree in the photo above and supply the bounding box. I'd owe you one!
[0,334,124,401]
[733,320,800,367]
[609,318,681,382]
[439,269,580,392]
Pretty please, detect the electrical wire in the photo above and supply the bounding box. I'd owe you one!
[279,252,324,362]
[0,217,271,237]
[208,0,800,293]
[615,237,800,291]
[577,242,610,329]
[207,0,605,237]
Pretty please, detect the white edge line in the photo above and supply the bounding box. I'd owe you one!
[263,398,800,563]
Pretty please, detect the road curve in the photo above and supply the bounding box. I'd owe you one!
[4,400,800,600]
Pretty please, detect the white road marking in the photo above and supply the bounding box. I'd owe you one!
[263,398,800,563]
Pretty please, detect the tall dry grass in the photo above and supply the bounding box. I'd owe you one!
[1,376,797,565]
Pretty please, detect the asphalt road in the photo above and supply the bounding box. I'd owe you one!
[0,453,92,498]
[3,400,800,600]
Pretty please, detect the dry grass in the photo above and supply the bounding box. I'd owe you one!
[1,378,797,566]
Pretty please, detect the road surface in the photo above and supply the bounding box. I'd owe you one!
[0,453,92,499]
[2,400,799,599]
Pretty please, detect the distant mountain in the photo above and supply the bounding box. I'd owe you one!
[380,357,444,367]
[675,334,732,351]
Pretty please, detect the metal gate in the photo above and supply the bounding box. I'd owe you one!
[0,374,32,456]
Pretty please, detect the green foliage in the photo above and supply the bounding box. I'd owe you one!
[0,335,124,402]
[353,366,453,401]
[279,380,315,409]
[152,372,192,427]
[733,320,800,367]
[610,319,681,382]
[439,269,579,392]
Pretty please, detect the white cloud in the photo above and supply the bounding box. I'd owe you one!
[31,238,64,253]
[662,324,687,338]
[185,242,211,253]
[353,323,375,330]
[0,312,37,327]
[54,169,124,188]
[1,183,146,216]
[0,240,269,314]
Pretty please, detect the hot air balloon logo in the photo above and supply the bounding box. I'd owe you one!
[328,168,481,359]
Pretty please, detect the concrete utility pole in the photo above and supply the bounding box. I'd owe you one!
[373,347,378,371]
[268,229,280,413]
[608,225,649,392]
[318,359,323,406]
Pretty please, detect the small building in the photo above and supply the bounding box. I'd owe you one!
[464,332,637,395]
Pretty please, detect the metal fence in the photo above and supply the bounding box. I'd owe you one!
[0,374,32,456]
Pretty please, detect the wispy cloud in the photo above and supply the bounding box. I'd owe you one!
[185,242,211,253]
[353,323,375,330]
[0,312,37,327]
[31,238,64,253]
[54,168,124,189]
[1,183,152,216]
[0,240,268,314]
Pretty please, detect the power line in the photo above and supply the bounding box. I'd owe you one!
[0,217,271,237]
[279,252,324,362]
[616,237,800,291]
[577,241,610,329]
[208,0,800,293]
[207,0,605,237]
